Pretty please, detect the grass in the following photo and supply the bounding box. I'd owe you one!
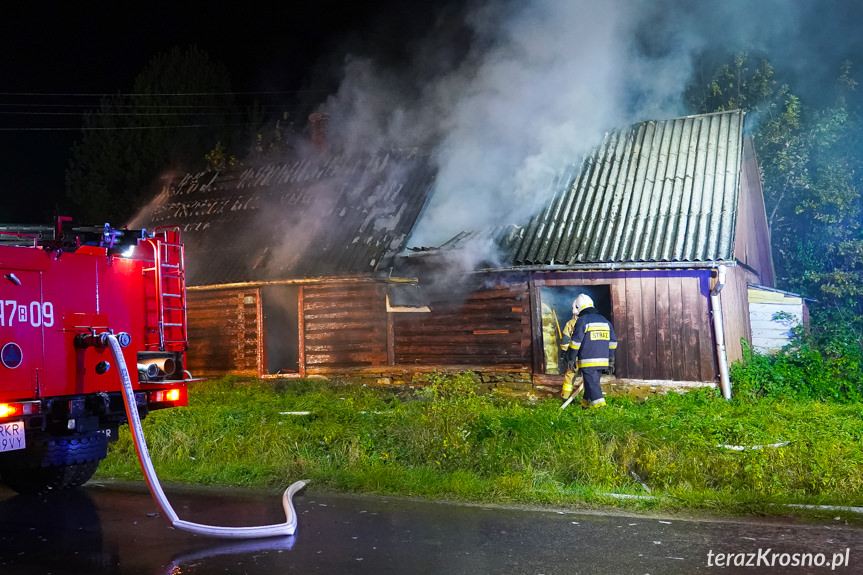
[95,372,863,522]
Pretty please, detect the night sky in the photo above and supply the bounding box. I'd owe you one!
[0,1,460,224]
[4,1,863,234]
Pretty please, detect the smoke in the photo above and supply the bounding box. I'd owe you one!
[314,1,685,254]
[310,0,841,263]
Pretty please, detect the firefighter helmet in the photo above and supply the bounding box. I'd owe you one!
[572,293,594,315]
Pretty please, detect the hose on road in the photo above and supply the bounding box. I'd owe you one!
[104,332,305,539]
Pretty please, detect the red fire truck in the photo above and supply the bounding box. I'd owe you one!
[0,217,190,494]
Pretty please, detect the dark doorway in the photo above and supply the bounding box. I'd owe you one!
[262,286,300,374]
[538,285,612,374]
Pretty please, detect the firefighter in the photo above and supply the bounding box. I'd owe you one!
[560,293,617,408]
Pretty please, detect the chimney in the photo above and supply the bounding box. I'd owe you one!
[308,112,329,155]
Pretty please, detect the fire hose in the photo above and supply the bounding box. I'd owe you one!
[103,332,305,539]
[559,381,583,411]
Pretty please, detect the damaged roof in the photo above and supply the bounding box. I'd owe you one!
[131,150,435,286]
[502,109,746,266]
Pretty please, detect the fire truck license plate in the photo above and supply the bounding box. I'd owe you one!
[0,420,25,452]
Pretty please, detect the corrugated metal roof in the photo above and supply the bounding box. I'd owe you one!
[132,150,435,286]
[505,110,745,266]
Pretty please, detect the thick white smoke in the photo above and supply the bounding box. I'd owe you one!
[316,0,814,253]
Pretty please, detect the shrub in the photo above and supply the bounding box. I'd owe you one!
[730,325,863,402]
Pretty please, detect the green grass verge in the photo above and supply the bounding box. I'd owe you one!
[96,372,863,521]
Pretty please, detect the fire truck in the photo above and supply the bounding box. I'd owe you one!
[0,217,190,494]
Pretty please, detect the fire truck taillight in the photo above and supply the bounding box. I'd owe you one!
[150,387,187,406]
[0,401,39,418]
[0,403,20,418]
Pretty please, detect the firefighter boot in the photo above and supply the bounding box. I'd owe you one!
[581,397,607,409]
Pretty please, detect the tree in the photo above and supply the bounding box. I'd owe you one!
[685,51,777,113]
[66,46,236,224]
[688,54,863,340]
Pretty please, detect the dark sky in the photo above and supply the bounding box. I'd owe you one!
[0,1,462,223]
[4,1,863,232]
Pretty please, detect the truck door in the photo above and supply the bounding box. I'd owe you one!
[0,271,45,399]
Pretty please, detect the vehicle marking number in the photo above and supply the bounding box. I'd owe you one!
[0,301,54,328]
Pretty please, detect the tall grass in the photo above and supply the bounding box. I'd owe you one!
[97,372,863,517]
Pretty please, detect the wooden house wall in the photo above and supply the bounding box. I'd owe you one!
[391,284,532,366]
[186,288,261,377]
[302,282,389,373]
[733,136,775,286]
[185,271,721,385]
[719,265,759,364]
[534,270,716,382]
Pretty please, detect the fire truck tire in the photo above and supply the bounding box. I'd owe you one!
[0,461,101,495]
[0,433,108,494]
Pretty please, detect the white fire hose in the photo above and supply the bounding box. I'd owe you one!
[103,333,305,539]
[560,382,584,411]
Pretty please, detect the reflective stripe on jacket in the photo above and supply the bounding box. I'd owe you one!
[567,309,617,369]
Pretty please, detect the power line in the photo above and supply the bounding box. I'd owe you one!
[0,90,331,97]
[0,111,251,116]
[0,102,305,109]
[0,123,259,132]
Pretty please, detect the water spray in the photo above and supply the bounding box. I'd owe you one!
[103,332,305,539]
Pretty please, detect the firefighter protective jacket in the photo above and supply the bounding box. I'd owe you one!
[561,307,617,369]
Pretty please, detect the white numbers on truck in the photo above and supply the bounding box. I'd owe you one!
[42,302,54,327]
[0,300,55,328]
[29,302,40,327]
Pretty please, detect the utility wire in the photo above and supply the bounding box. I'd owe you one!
[0,123,260,132]
[0,90,331,97]
[0,111,253,116]
[0,103,303,109]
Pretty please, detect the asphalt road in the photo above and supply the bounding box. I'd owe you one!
[0,481,861,574]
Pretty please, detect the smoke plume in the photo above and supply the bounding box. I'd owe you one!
[310,0,846,262]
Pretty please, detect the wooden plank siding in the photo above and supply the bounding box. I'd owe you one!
[720,265,760,364]
[694,273,717,381]
[534,270,716,382]
[392,284,532,366]
[625,271,645,379]
[733,136,775,286]
[654,274,672,380]
[185,270,720,385]
[303,283,388,373]
[186,288,261,376]
[668,275,686,380]
[610,280,629,377]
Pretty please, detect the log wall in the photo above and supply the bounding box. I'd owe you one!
[186,288,261,377]
[392,283,532,366]
[186,269,723,385]
[302,282,389,373]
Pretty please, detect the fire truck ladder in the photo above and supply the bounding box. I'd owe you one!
[143,227,188,352]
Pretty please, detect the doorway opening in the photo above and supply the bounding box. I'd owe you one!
[538,285,612,374]
[262,285,300,375]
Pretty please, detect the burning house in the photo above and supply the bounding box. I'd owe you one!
[134,109,796,397]
[401,109,782,397]
[131,145,437,378]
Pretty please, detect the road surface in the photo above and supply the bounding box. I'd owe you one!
[0,481,860,574]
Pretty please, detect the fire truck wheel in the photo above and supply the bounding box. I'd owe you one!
[0,461,101,495]
[0,432,108,494]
